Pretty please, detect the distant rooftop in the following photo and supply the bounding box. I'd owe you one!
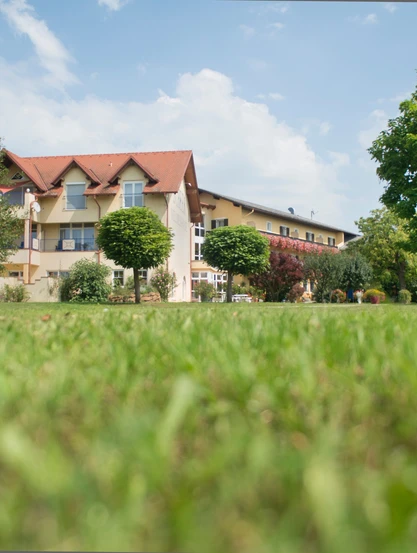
[199,188,359,240]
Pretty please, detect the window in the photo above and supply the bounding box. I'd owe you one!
[306,232,315,242]
[194,242,203,261]
[138,269,148,282]
[211,218,228,229]
[8,271,23,279]
[303,280,309,292]
[280,225,290,237]
[113,270,124,287]
[195,218,205,237]
[66,183,86,210]
[266,221,272,232]
[11,172,24,181]
[328,237,336,247]
[47,271,69,278]
[5,186,25,206]
[59,223,95,251]
[191,271,209,299]
[123,181,144,208]
[213,273,227,292]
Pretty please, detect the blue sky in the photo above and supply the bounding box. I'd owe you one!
[0,0,415,231]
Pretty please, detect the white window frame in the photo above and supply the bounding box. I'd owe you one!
[266,221,272,232]
[280,225,290,237]
[123,181,144,208]
[113,270,124,287]
[306,232,315,242]
[65,182,86,210]
[8,271,24,279]
[47,270,70,278]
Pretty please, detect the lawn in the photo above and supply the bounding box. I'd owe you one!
[1,302,417,553]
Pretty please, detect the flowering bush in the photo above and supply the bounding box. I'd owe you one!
[286,284,305,303]
[150,267,178,302]
[194,281,216,302]
[261,233,339,255]
[363,289,386,304]
[330,289,346,303]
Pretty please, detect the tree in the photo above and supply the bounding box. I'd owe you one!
[0,138,8,185]
[346,208,416,294]
[340,252,373,294]
[0,142,24,274]
[303,250,345,303]
[201,225,270,302]
[368,87,417,249]
[96,207,173,303]
[251,252,304,302]
[59,258,112,303]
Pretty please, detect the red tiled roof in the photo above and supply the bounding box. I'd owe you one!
[2,149,202,222]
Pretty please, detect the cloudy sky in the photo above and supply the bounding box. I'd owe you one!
[0,0,415,232]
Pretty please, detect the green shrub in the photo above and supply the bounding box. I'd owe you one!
[330,289,347,303]
[0,283,29,303]
[232,282,248,295]
[398,289,412,304]
[59,259,112,303]
[194,281,216,302]
[363,289,386,304]
[150,268,178,302]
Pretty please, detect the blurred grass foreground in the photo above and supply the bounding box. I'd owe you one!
[1,302,417,553]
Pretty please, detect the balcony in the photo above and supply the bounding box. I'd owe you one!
[39,238,98,252]
[261,231,338,254]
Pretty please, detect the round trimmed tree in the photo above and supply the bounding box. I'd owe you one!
[201,225,270,302]
[96,207,173,303]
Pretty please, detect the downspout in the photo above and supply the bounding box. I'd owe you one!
[27,193,39,285]
[243,209,255,218]
[190,222,193,301]
[93,195,101,264]
[164,193,169,271]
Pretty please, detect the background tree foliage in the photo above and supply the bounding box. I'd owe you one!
[303,251,345,303]
[96,207,173,303]
[0,140,24,274]
[369,87,417,250]
[339,252,373,292]
[346,208,417,295]
[251,252,304,302]
[201,225,270,302]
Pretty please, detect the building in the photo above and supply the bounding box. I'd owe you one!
[191,189,358,299]
[0,148,202,302]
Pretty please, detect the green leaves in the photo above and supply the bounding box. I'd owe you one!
[201,225,270,276]
[96,207,173,271]
[369,89,417,250]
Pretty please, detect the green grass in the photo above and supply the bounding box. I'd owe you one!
[1,302,417,553]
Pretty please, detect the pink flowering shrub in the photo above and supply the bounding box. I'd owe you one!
[261,233,339,255]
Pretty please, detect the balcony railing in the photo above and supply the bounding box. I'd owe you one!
[39,238,98,252]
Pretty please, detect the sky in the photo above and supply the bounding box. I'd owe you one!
[0,0,415,232]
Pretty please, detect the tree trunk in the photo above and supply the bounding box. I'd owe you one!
[226,272,233,303]
[398,260,407,291]
[133,267,141,304]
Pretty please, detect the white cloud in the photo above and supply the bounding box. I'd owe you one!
[248,58,269,71]
[269,22,285,30]
[349,13,378,25]
[319,122,332,136]
[257,92,285,102]
[137,62,148,75]
[0,0,78,88]
[328,151,350,168]
[358,109,388,150]
[384,3,398,13]
[97,0,129,11]
[301,119,332,137]
[0,62,351,227]
[239,24,255,38]
[252,2,289,16]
